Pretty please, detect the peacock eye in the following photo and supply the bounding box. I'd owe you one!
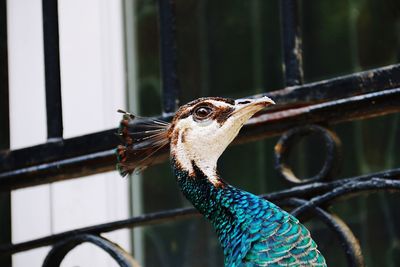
[193,106,213,120]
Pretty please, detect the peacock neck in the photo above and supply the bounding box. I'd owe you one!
[171,157,267,265]
[172,157,225,218]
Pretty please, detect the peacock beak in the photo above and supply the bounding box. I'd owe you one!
[231,96,275,120]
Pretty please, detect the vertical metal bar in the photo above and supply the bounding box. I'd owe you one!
[123,0,145,264]
[158,0,180,114]
[280,0,304,86]
[0,0,9,140]
[43,0,63,139]
[198,0,210,96]
[251,0,263,90]
[0,0,11,266]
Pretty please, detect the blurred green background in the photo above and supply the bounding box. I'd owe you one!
[126,0,400,266]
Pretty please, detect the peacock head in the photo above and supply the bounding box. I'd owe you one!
[169,96,275,182]
[116,96,275,179]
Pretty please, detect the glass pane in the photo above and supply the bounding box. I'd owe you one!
[126,0,400,266]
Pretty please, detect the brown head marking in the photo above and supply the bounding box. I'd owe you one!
[170,97,235,130]
[214,106,234,125]
[171,97,235,123]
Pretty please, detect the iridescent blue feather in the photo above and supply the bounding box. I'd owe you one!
[174,160,327,267]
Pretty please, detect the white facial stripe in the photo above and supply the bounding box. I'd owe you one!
[203,100,233,108]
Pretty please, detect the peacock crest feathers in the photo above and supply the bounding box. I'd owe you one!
[116,110,170,176]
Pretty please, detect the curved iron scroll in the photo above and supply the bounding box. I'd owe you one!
[275,125,342,184]
[42,234,139,267]
[273,124,398,267]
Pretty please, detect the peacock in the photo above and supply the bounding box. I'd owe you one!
[116,96,327,267]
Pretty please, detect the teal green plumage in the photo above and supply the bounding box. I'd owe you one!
[174,159,327,267]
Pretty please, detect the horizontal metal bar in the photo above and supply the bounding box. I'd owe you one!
[1,87,399,191]
[242,87,400,141]
[265,63,400,110]
[0,64,398,173]
[1,168,399,256]
[42,0,63,139]
[0,65,399,190]
[265,168,400,201]
[0,128,120,173]
[0,207,197,256]
[0,149,117,191]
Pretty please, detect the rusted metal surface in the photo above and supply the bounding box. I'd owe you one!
[274,125,342,184]
[264,63,400,110]
[242,87,400,141]
[281,0,304,86]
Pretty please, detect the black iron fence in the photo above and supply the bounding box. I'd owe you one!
[0,0,400,266]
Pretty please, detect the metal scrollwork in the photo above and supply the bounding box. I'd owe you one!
[42,234,139,267]
[274,124,342,184]
[272,125,400,267]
